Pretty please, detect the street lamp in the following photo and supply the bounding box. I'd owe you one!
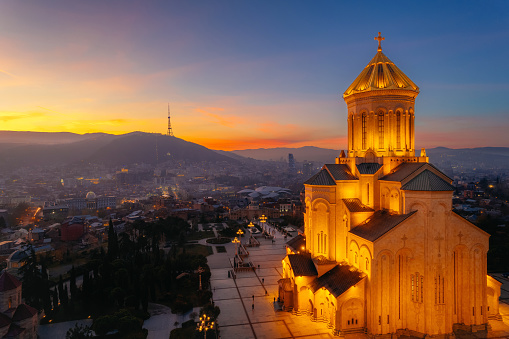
[247,222,254,235]
[260,215,267,233]
[232,237,240,256]
[197,314,214,339]
[236,229,244,238]
[197,266,204,290]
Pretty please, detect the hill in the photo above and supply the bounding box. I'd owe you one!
[0,132,236,172]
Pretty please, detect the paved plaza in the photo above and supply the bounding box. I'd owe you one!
[208,226,509,339]
[208,228,340,339]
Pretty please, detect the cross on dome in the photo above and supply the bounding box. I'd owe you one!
[374,32,385,51]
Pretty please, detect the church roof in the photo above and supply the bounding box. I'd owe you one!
[0,272,21,292]
[0,313,11,329]
[357,163,383,175]
[4,323,24,338]
[11,304,38,322]
[304,169,336,186]
[287,254,318,277]
[343,199,374,213]
[401,169,455,191]
[286,234,305,253]
[343,50,419,98]
[309,265,364,298]
[349,210,417,242]
[323,164,357,181]
[380,162,451,185]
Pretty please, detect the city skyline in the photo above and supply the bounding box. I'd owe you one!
[0,1,508,151]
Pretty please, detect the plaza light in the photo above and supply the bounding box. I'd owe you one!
[237,229,244,237]
[197,314,214,339]
[260,214,267,233]
[197,266,204,290]
[232,237,240,256]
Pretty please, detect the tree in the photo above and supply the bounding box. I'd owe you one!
[108,219,118,260]
[18,246,43,310]
[66,323,93,339]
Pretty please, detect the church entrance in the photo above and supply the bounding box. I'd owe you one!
[341,298,363,330]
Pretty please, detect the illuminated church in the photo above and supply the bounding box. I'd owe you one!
[279,33,501,337]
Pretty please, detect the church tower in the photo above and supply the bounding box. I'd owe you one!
[344,33,419,158]
[280,33,501,338]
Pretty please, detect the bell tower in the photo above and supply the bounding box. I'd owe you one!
[343,33,419,158]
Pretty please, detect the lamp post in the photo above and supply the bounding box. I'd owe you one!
[197,266,204,290]
[197,314,214,339]
[236,229,244,238]
[260,214,267,234]
[232,237,240,256]
[247,222,254,236]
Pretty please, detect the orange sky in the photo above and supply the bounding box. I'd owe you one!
[0,2,508,151]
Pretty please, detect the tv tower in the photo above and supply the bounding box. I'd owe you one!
[167,103,174,136]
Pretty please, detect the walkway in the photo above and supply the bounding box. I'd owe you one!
[209,234,336,339]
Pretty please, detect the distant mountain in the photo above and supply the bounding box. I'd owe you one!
[231,146,340,163]
[0,130,114,145]
[0,131,236,172]
[228,146,509,174]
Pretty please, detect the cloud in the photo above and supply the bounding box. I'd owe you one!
[0,111,46,122]
[195,107,244,128]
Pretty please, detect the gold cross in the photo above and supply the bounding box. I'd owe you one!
[375,32,385,52]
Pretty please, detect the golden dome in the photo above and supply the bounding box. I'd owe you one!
[343,50,419,98]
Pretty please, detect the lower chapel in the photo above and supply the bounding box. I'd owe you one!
[279,34,501,337]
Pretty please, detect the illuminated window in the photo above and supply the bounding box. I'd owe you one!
[421,276,424,302]
[378,112,384,148]
[362,113,367,149]
[411,274,414,301]
[435,273,445,304]
[396,112,401,149]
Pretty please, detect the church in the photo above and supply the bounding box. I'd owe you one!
[279,33,502,338]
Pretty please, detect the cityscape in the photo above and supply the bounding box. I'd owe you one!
[0,2,509,339]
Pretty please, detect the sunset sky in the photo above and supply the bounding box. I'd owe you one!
[0,1,508,151]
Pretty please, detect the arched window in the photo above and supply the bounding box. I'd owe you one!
[367,183,370,204]
[396,111,401,149]
[362,113,367,149]
[378,112,384,148]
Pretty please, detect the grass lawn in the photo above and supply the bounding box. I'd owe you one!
[179,244,213,256]
[187,230,215,241]
[206,237,231,244]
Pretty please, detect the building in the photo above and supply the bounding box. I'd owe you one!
[0,271,39,339]
[279,34,501,337]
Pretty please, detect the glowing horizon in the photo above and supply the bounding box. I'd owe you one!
[0,1,508,151]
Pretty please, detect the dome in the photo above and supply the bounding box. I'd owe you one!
[85,192,96,200]
[343,49,419,99]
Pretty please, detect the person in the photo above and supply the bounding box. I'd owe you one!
[273,297,276,303]
[262,278,264,284]
[252,295,254,301]
[252,303,254,310]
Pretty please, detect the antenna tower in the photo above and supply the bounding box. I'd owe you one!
[167,103,174,136]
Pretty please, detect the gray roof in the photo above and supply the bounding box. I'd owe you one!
[349,210,417,242]
[342,199,374,213]
[357,163,383,174]
[304,169,336,186]
[380,163,427,182]
[380,162,451,184]
[401,170,454,191]
[286,234,305,252]
[287,254,318,276]
[309,265,364,298]
[324,164,358,181]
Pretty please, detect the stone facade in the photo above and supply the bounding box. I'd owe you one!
[280,35,501,338]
